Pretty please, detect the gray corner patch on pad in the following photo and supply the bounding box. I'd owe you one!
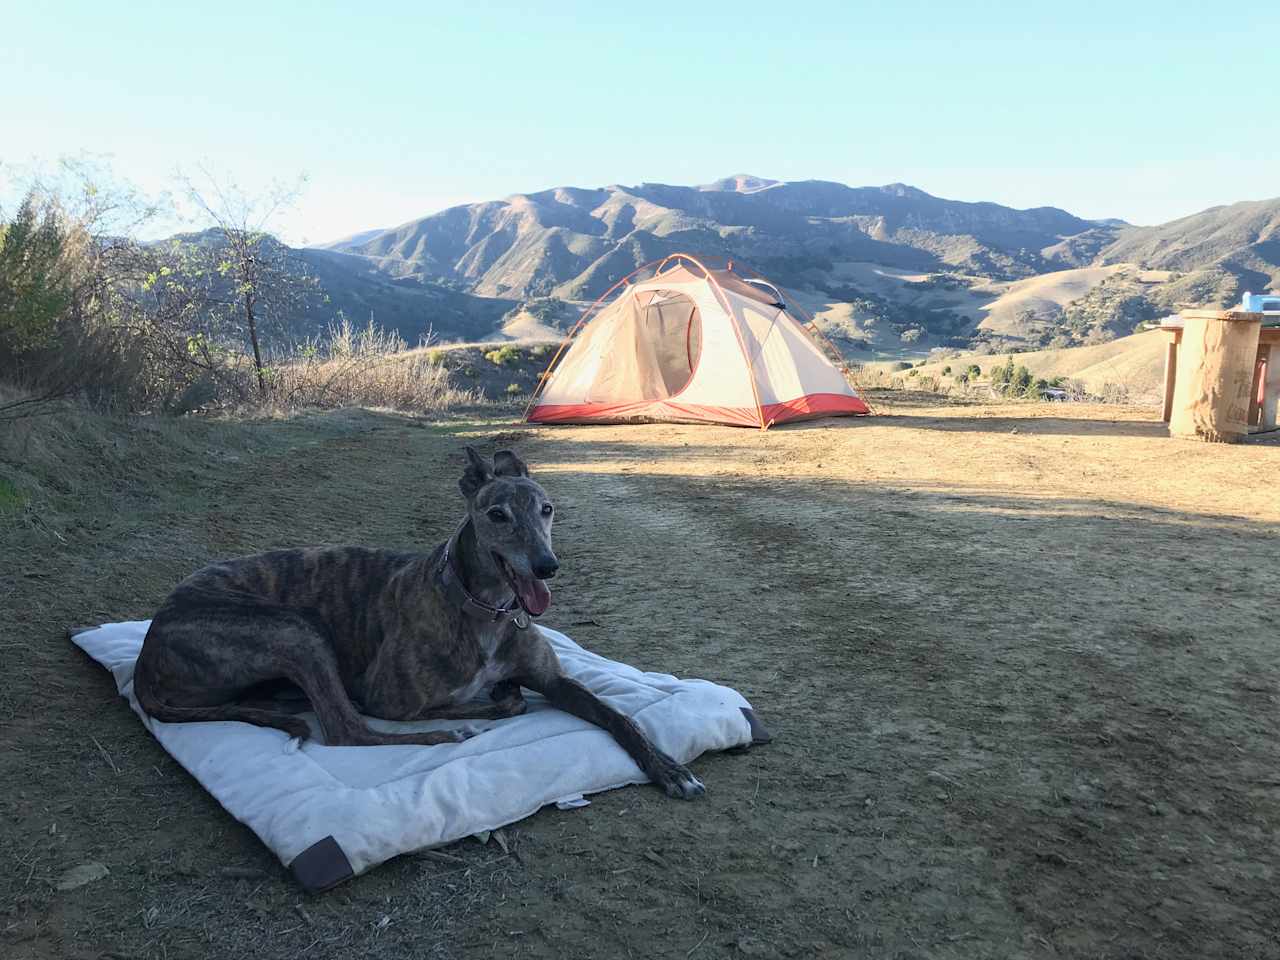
[290,836,354,893]
[741,707,773,744]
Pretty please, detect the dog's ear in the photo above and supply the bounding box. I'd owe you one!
[492,450,529,479]
[459,446,493,500]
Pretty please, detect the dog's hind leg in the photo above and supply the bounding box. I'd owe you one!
[131,695,313,739]
[282,641,467,747]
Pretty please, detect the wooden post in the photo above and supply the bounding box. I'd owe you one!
[1262,343,1280,431]
[1161,333,1178,423]
[1168,310,1263,443]
[1249,348,1266,427]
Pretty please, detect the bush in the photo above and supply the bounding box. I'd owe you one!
[986,356,1042,398]
[1100,381,1130,404]
[484,345,522,367]
[1012,365,1033,393]
[505,382,522,396]
[0,194,74,352]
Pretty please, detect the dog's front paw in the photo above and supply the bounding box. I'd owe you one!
[649,754,706,800]
[494,695,527,718]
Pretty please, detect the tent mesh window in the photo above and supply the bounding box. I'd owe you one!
[591,290,702,401]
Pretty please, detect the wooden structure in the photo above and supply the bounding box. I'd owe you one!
[1158,310,1280,441]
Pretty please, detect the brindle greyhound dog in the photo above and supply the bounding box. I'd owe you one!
[133,447,705,799]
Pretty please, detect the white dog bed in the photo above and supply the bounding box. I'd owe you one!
[70,621,768,891]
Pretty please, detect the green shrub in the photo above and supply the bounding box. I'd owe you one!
[0,194,72,352]
[505,382,522,396]
[484,345,522,367]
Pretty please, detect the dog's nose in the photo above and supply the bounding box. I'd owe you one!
[533,556,559,580]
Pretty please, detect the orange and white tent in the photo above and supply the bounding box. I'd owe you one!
[524,254,869,429]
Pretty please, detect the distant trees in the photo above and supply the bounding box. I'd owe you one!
[0,164,325,415]
[0,162,477,419]
[0,166,162,416]
[988,355,1043,398]
[1059,276,1159,344]
[177,172,325,398]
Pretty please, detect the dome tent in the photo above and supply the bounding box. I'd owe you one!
[524,254,870,428]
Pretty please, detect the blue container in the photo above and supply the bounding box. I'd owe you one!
[1240,291,1280,313]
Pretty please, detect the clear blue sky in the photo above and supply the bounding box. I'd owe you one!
[3,1,1277,243]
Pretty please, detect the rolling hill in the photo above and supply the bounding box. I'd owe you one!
[1097,198,1280,297]
[157,178,1279,357]
[313,175,1277,357]
[319,176,1112,301]
[297,247,515,343]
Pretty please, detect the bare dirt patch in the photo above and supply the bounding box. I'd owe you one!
[3,399,1277,958]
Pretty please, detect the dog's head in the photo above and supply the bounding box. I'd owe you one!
[459,446,558,616]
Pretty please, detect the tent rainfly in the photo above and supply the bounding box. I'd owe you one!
[524,254,870,429]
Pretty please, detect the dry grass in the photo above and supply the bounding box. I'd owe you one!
[262,318,481,414]
[0,398,265,544]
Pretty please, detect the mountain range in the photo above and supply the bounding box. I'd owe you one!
[250,176,1280,356]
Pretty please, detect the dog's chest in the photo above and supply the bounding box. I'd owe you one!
[446,625,511,704]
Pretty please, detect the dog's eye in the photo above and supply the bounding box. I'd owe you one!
[541,504,554,517]
[487,508,509,523]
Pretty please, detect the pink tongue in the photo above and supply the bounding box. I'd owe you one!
[516,576,551,617]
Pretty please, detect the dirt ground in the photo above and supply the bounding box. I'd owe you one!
[3,396,1278,959]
